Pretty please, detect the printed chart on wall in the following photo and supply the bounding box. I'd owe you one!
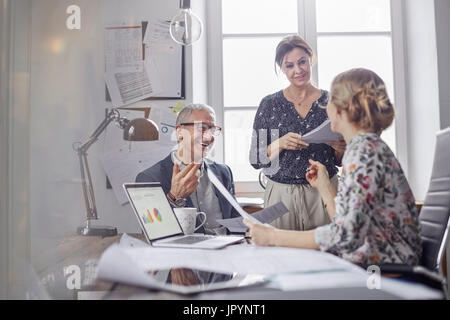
[104,19,184,107]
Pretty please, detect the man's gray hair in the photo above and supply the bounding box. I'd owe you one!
[176,103,216,125]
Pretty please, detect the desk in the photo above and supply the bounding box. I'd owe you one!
[34,233,443,300]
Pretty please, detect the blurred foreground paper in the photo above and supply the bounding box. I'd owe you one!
[98,239,360,282]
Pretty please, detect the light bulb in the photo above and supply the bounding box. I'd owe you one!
[169,2,203,46]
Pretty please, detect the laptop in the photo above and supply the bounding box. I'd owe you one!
[123,182,244,249]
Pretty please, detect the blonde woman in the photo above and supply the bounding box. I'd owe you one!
[245,68,422,266]
[249,35,345,232]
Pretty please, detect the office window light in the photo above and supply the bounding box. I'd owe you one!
[215,0,397,187]
[316,0,396,153]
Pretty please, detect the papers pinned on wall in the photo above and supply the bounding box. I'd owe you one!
[104,25,144,72]
[104,19,184,107]
[104,61,162,107]
[142,19,183,99]
[101,106,177,205]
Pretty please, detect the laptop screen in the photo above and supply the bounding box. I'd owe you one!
[124,183,183,241]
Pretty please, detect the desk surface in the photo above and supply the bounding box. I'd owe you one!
[34,234,143,298]
[34,233,442,300]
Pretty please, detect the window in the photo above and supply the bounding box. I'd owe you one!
[315,0,396,154]
[210,0,398,190]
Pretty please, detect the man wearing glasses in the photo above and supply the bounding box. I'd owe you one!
[135,104,240,235]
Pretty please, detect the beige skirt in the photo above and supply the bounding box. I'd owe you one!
[265,175,339,231]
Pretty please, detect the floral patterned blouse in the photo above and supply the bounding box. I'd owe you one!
[314,132,422,265]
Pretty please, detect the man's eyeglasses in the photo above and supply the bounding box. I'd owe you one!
[180,122,222,136]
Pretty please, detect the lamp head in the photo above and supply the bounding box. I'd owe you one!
[123,118,159,141]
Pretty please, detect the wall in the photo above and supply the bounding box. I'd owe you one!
[0,0,12,299]
[402,0,441,201]
[434,0,450,130]
[28,0,206,260]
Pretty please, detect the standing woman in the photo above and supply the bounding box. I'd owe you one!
[249,35,345,231]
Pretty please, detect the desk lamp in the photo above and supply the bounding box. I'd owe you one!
[73,108,159,237]
[169,0,203,46]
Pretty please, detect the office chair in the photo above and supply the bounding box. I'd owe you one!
[259,171,267,190]
[378,127,450,298]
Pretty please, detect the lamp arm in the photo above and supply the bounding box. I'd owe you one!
[78,149,97,220]
[74,108,124,222]
[79,109,121,152]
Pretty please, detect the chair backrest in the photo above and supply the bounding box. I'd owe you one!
[419,127,450,271]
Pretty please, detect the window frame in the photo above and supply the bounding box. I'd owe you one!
[206,0,408,193]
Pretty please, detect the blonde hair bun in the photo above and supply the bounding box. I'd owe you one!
[330,68,394,134]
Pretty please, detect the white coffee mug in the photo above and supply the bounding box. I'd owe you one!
[173,208,207,235]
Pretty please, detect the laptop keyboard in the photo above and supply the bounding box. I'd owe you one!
[166,235,210,245]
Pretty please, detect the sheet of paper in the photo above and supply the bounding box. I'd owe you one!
[270,269,367,291]
[149,105,177,145]
[101,143,175,205]
[97,240,443,299]
[373,276,443,299]
[215,217,248,233]
[217,202,288,233]
[144,43,182,98]
[119,233,149,248]
[237,197,264,207]
[105,61,162,107]
[143,19,172,47]
[301,119,342,144]
[98,241,359,280]
[105,25,144,72]
[207,170,261,224]
[270,268,443,299]
[96,242,172,291]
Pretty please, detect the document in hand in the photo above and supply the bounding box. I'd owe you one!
[301,119,342,144]
[217,202,289,233]
[207,170,264,224]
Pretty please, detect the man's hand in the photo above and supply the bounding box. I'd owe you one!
[169,162,201,199]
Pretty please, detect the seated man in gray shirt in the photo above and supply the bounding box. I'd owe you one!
[135,103,240,234]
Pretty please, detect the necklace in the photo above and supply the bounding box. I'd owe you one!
[286,87,311,108]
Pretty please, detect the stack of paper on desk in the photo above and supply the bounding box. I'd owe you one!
[97,234,365,288]
[97,235,443,299]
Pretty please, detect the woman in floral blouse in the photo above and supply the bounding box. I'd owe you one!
[244,68,422,266]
